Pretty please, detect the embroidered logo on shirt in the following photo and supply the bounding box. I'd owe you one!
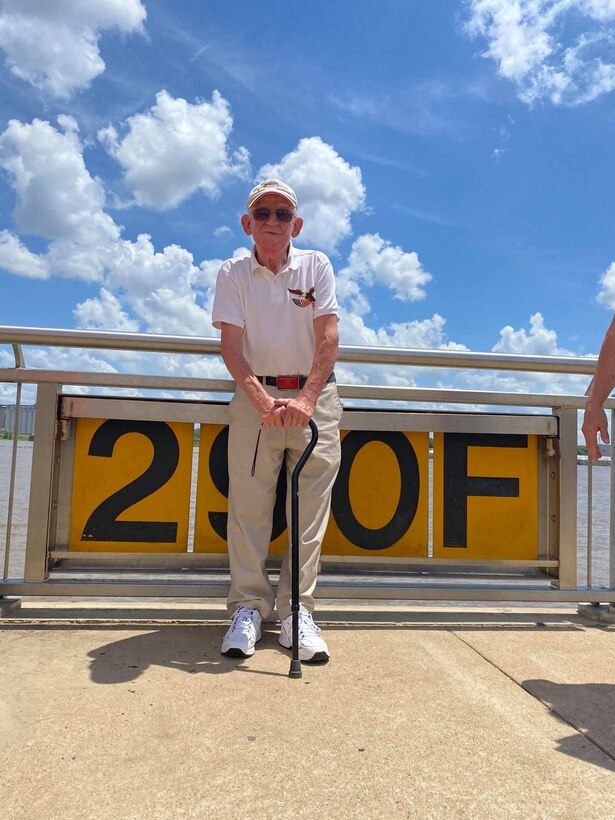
[288,287,316,308]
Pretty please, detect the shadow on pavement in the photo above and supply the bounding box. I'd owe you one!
[87,626,289,682]
[523,679,615,773]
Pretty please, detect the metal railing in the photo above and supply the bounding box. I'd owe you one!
[0,325,613,605]
[0,323,602,373]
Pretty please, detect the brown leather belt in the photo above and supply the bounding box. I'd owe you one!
[256,372,336,390]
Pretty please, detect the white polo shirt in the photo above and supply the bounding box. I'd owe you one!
[212,244,338,376]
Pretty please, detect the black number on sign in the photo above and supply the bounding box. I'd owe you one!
[207,426,230,540]
[332,430,420,550]
[208,426,288,542]
[82,420,180,543]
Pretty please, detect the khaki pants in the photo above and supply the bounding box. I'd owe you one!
[226,381,342,620]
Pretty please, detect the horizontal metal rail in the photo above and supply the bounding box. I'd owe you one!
[0,579,613,602]
[0,367,610,411]
[0,325,600,375]
[48,550,560,569]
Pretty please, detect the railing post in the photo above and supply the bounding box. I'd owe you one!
[555,407,577,589]
[3,382,21,580]
[23,382,60,582]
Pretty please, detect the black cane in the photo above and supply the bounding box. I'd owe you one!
[288,418,319,679]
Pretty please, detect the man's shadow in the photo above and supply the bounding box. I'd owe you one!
[88,625,288,683]
[523,679,615,772]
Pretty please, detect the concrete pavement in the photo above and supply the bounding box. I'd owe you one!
[1,601,614,819]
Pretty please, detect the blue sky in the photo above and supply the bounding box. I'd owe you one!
[1,0,615,400]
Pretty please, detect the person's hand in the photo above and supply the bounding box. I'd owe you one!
[275,396,315,428]
[261,401,287,428]
[582,402,610,462]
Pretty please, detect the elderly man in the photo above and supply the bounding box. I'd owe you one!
[212,179,342,662]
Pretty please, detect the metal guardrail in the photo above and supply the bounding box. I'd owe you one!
[0,325,613,607]
[0,324,602,374]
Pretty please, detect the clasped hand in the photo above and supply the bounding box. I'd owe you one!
[261,397,314,428]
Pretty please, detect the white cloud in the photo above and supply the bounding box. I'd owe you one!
[197,246,250,293]
[0,0,146,99]
[214,225,232,238]
[101,234,215,336]
[182,357,231,380]
[0,115,220,341]
[231,246,251,259]
[0,116,120,280]
[329,310,589,403]
[107,234,198,297]
[0,230,50,278]
[198,258,223,290]
[0,377,36,404]
[136,289,213,336]
[466,0,615,105]
[458,366,590,397]
[258,137,365,251]
[597,260,615,307]
[74,287,140,332]
[335,312,468,390]
[99,90,251,210]
[493,311,575,356]
[25,346,119,375]
[336,311,591,400]
[339,310,462,348]
[457,312,589,396]
[466,0,555,81]
[337,233,431,316]
[0,111,243,380]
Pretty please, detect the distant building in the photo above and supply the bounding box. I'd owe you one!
[0,405,36,436]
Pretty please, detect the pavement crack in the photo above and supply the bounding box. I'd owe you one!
[450,629,615,765]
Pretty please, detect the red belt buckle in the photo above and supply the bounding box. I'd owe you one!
[277,375,299,389]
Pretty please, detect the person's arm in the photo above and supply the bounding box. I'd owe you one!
[219,322,286,428]
[278,313,339,428]
[582,316,615,461]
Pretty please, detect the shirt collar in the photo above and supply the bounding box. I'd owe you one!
[250,242,300,275]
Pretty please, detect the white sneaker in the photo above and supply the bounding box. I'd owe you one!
[221,607,262,657]
[279,605,329,663]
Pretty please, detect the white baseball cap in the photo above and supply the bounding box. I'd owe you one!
[246,179,298,211]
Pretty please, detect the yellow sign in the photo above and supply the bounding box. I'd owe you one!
[69,418,193,552]
[194,426,429,557]
[193,423,291,554]
[67,418,540,561]
[325,430,428,556]
[432,432,538,559]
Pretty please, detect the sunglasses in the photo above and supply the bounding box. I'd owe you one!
[251,207,295,224]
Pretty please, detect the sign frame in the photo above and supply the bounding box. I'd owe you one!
[46,395,557,574]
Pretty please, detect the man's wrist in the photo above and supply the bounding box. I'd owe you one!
[251,391,274,418]
[298,386,318,407]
